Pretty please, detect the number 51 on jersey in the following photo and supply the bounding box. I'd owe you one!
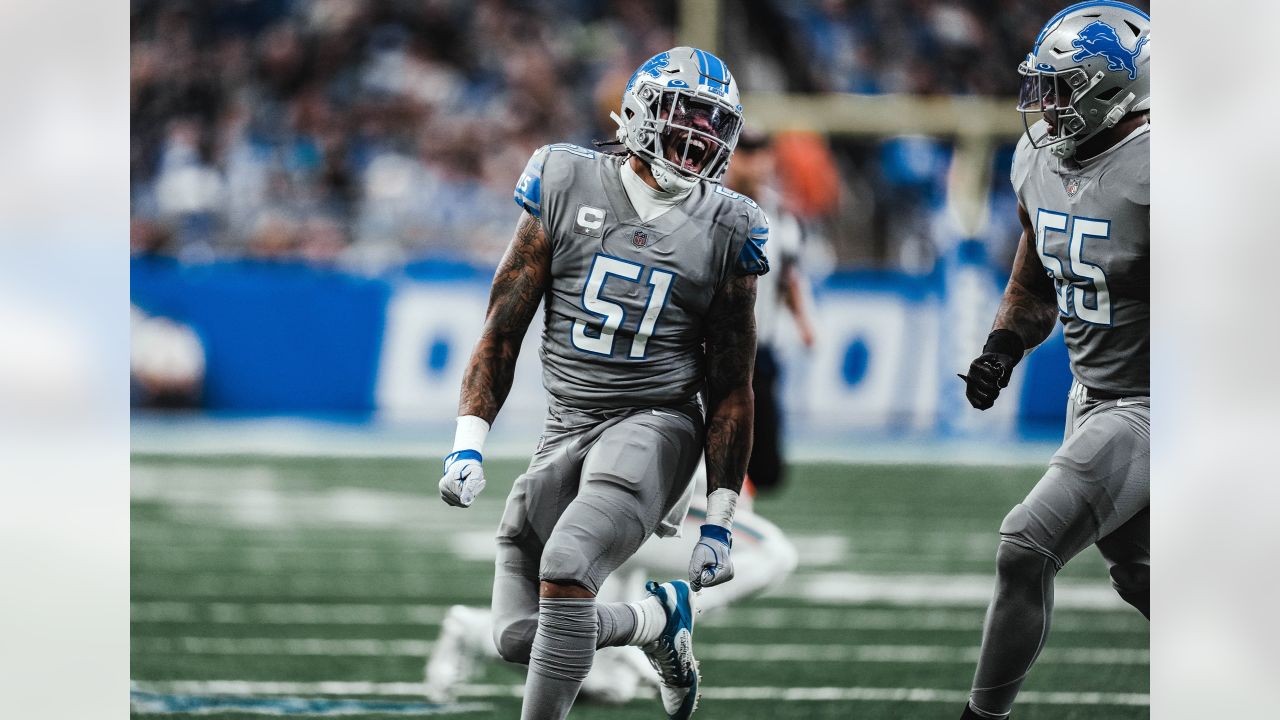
[572,254,674,359]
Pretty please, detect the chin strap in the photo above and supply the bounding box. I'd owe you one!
[1052,90,1137,159]
[1104,92,1136,128]
[649,159,699,193]
[612,106,702,192]
[610,111,628,143]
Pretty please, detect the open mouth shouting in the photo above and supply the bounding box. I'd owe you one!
[654,92,740,178]
[664,132,712,174]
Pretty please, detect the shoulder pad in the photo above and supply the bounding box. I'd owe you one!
[713,184,760,209]
[735,206,770,276]
[513,144,599,219]
[1120,130,1150,205]
[544,143,598,159]
[1010,130,1036,193]
[513,146,550,218]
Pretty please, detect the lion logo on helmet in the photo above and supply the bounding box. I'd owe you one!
[1070,21,1148,81]
[625,52,671,92]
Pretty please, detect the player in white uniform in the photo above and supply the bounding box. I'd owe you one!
[724,128,816,493]
[957,3,1150,718]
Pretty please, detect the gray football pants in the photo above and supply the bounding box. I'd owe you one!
[491,402,703,665]
[969,383,1150,718]
[1000,385,1151,580]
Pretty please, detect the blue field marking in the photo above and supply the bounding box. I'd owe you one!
[129,690,492,716]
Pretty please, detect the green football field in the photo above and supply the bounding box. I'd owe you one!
[130,454,1148,719]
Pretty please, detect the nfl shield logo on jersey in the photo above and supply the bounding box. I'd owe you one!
[632,230,648,248]
[1061,175,1083,198]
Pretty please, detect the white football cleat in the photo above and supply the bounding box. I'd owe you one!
[580,646,643,705]
[423,605,486,703]
[640,580,700,719]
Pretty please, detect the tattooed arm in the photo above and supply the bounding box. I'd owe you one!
[458,211,551,423]
[438,212,549,508]
[687,270,758,589]
[992,203,1059,348]
[703,272,759,496]
[963,203,1058,410]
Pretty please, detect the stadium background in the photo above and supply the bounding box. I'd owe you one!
[129,1,1150,718]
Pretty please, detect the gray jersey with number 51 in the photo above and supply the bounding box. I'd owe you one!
[1011,120,1149,396]
[513,143,770,411]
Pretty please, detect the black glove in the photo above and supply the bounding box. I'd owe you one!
[961,329,1025,411]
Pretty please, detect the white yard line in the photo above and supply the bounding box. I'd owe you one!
[130,601,1146,632]
[128,690,493,717]
[132,680,432,697]
[131,636,1147,665]
[132,550,461,573]
[132,570,1133,610]
[134,637,435,656]
[130,535,1004,569]
[784,571,1133,610]
[696,606,1144,633]
[130,416,1059,466]
[131,680,1148,707]
[691,685,1148,705]
[700,643,1148,665]
[131,601,448,625]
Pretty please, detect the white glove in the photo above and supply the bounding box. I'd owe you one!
[688,524,734,590]
[439,449,486,508]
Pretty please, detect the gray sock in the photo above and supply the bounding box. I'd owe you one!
[969,540,1058,718]
[595,601,638,648]
[523,597,598,720]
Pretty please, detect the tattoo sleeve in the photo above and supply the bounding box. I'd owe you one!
[992,204,1060,350]
[457,212,551,424]
[703,272,758,496]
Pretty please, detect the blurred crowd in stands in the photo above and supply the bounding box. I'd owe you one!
[131,0,1147,274]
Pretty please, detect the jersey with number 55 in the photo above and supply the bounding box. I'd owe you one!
[513,142,770,411]
[1012,119,1149,396]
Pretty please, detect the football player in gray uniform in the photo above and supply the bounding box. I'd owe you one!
[437,47,768,720]
[958,3,1150,718]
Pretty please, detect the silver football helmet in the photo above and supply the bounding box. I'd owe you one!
[1017,2,1151,158]
[611,47,744,193]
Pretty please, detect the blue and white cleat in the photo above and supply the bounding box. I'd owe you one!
[640,580,700,719]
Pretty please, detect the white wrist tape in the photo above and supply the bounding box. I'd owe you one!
[452,415,491,454]
[705,488,738,531]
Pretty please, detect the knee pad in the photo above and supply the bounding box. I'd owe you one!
[999,503,1066,570]
[493,615,537,665]
[540,526,602,594]
[540,491,643,594]
[995,538,1058,585]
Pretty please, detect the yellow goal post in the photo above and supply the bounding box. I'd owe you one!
[679,0,1026,239]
